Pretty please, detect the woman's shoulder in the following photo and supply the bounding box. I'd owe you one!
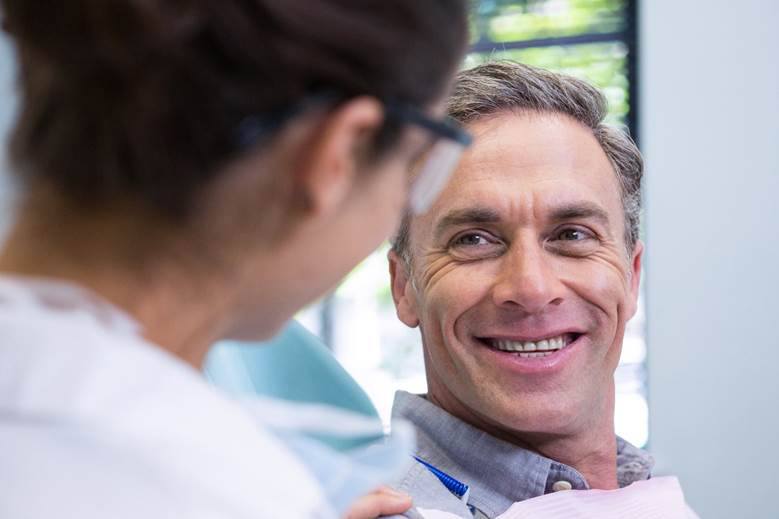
[0,277,335,518]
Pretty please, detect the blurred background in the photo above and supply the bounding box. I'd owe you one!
[1,1,777,517]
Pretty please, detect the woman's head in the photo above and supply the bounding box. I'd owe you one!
[2,0,468,215]
[1,0,470,339]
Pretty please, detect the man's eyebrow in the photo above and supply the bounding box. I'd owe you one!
[433,207,502,239]
[550,202,611,226]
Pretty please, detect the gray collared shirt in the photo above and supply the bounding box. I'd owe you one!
[391,391,654,519]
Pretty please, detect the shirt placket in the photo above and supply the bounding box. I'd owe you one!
[544,462,589,494]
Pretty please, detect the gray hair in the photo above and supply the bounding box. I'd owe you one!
[392,60,643,266]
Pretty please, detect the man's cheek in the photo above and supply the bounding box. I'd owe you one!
[424,292,459,343]
[425,269,480,312]
[565,264,629,309]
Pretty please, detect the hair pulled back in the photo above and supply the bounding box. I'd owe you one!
[1,0,468,217]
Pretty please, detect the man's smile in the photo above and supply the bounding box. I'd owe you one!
[478,332,582,358]
[465,330,590,374]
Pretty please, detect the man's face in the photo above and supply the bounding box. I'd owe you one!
[390,113,642,438]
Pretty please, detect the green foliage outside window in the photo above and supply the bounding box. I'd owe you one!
[472,0,626,43]
[467,0,630,125]
[466,42,629,125]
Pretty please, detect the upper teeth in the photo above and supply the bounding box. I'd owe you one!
[492,335,568,352]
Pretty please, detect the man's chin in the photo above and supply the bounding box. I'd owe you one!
[476,399,588,440]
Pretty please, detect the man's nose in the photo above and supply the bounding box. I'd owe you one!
[490,239,564,314]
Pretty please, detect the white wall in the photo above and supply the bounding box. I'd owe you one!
[641,1,779,517]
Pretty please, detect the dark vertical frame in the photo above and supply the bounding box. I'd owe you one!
[625,0,640,144]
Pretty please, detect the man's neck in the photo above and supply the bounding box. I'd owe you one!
[428,385,619,490]
[524,423,619,490]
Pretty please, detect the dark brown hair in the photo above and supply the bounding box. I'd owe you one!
[1,0,468,219]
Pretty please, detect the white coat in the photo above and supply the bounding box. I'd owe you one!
[0,276,336,518]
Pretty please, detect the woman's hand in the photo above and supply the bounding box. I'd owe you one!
[342,486,413,519]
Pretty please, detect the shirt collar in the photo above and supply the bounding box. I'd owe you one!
[392,391,653,518]
[0,274,141,337]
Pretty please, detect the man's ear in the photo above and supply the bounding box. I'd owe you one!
[388,249,420,328]
[626,239,644,319]
[295,97,384,216]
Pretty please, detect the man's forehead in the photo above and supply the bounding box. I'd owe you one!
[463,112,616,179]
[410,112,625,238]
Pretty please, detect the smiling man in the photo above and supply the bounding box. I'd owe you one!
[388,61,650,518]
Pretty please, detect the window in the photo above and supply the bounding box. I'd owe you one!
[299,0,648,448]
[467,0,638,131]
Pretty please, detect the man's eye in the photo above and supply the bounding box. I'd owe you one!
[449,232,505,260]
[556,228,592,241]
[548,227,599,256]
[453,233,492,247]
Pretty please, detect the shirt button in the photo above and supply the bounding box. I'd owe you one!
[552,480,573,492]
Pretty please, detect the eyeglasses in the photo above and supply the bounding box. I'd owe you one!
[384,101,472,214]
[236,93,472,215]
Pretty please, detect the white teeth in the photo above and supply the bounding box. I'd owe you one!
[491,334,572,354]
[519,351,554,358]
